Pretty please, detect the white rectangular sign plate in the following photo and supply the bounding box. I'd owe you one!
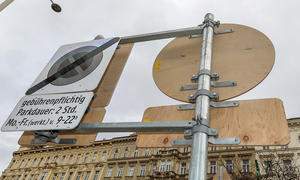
[29,38,120,95]
[1,92,93,131]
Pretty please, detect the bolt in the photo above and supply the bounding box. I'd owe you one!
[243,135,249,142]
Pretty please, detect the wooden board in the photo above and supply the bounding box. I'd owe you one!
[136,98,290,147]
[18,107,105,146]
[153,24,275,102]
[90,43,134,107]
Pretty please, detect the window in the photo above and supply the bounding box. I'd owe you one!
[75,154,81,164]
[51,173,57,180]
[298,136,300,143]
[211,146,216,151]
[225,160,233,174]
[242,146,248,149]
[117,167,123,177]
[23,175,27,180]
[113,149,118,158]
[140,165,146,176]
[180,162,186,175]
[225,146,231,150]
[83,153,89,163]
[264,161,272,174]
[156,148,161,155]
[16,175,21,180]
[123,148,128,158]
[183,147,189,153]
[281,145,288,149]
[93,171,99,180]
[242,159,250,172]
[37,158,43,167]
[9,160,15,168]
[152,164,156,175]
[75,172,81,180]
[40,172,47,180]
[31,158,37,167]
[263,146,269,150]
[60,156,65,165]
[68,155,73,164]
[134,148,139,157]
[18,160,24,168]
[59,173,65,180]
[145,148,150,156]
[84,171,90,180]
[101,151,106,161]
[159,161,165,172]
[166,160,172,172]
[67,172,73,180]
[53,156,58,163]
[106,167,113,177]
[283,160,292,173]
[24,159,31,168]
[128,166,134,176]
[91,152,97,162]
[210,161,216,174]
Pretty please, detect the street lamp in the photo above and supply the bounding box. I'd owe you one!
[50,0,61,13]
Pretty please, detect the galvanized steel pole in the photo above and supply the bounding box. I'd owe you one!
[188,13,215,180]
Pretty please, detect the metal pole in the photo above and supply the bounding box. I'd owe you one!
[188,13,215,180]
[218,166,223,180]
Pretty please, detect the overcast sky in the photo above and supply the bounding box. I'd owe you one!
[0,0,300,173]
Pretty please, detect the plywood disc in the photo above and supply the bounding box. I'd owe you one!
[153,24,275,102]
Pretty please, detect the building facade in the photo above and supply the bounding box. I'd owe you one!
[1,118,299,180]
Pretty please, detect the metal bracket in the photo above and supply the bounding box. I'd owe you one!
[211,81,237,88]
[177,101,239,110]
[181,81,236,91]
[32,131,77,145]
[184,125,218,138]
[191,69,219,82]
[189,29,234,39]
[189,89,218,102]
[172,139,192,146]
[208,137,240,145]
[172,137,240,146]
[215,29,234,34]
[210,101,239,108]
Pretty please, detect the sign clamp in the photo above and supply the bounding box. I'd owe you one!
[32,131,77,144]
[191,69,219,82]
[188,89,219,102]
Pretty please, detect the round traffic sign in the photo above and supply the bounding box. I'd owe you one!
[153,24,275,102]
[48,46,103,86]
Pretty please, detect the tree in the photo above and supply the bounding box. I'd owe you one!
[256,149,300,180]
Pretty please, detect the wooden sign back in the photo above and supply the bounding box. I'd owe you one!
[153,24,275,102]
[91,43,133,107]
[136,98,290,147]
